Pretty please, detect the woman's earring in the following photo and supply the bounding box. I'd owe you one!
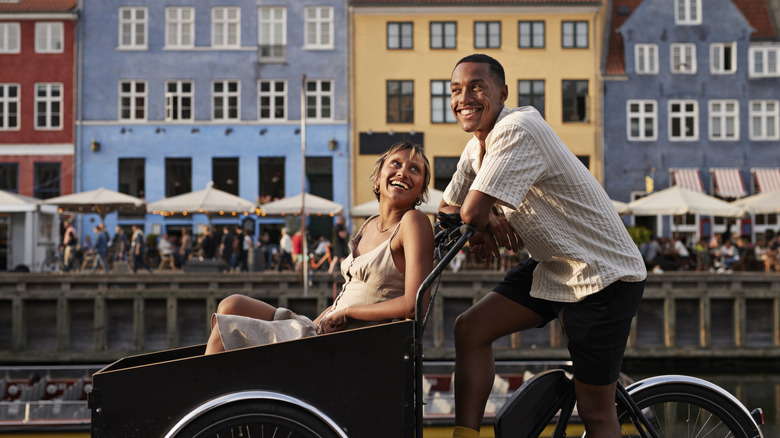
[373,186,380,196]
[415,197,423,207]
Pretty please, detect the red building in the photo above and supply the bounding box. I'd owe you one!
[0,0,77,199]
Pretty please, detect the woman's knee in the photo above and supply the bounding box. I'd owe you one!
[216,294,247,315]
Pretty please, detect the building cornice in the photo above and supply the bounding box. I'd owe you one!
[350,5,600,15]
[0,12,77,20]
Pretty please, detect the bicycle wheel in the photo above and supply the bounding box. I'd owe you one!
[614,381,761,438]
[171,399,344,438]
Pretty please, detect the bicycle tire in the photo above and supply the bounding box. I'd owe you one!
[612,380,762,438]
[171,399,344,438]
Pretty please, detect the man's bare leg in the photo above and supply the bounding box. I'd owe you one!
[575,379,621,438]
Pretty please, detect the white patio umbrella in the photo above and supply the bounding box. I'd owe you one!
[260,193,343,216]
[42,187,146,219]
[0,190,43,212]
[611,199,631,215]
[731,190,780,215]
[627,186,744,217]
[147,182,258,219]
[350,188,444,216]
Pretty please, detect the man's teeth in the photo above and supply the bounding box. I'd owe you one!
[461,108,478,115]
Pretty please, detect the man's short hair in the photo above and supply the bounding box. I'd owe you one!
[455,53,506,85]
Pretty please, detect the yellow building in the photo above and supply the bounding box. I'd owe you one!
[349,0,608,208]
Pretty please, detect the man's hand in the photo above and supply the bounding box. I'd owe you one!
[487,213,523,252]
[468,231,500,267]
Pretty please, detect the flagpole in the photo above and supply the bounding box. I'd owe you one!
[301,74,309,296]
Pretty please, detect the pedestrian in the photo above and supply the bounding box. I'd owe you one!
[112,225,128,262]
[329,215,349,274]
[277,227,293,272]
[131,224,152,273]
[178,227,193,267]
[91,224,109,273]
[199,224,216,260]
[61,220,78,272]
[440,54,647,438]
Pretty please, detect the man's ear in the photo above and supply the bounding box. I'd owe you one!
[500,84,509,104]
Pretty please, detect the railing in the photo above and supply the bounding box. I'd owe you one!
[0,271,777,363]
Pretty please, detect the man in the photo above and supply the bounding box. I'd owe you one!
[439,54,647,438]
[130,224,152,273]
[329,215,348,274]
[91,224,110,274]
[61,220,78,272]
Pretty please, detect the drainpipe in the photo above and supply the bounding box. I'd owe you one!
[74,0,85,234]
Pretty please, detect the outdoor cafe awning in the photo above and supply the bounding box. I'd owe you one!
[670,168,704,192]
[753,168,780,193]
[711,168,747,198]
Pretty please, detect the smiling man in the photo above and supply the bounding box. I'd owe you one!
[439,54,648,438]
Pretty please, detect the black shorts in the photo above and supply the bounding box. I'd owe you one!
[493,258,645,385]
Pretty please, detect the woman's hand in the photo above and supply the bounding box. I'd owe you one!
[319,308,349,334]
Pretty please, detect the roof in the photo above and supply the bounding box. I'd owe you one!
[0,0,77,13]
[604,0,778,75]
[350,0,599,5]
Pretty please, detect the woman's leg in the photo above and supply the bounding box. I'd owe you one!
[205,294,279,355]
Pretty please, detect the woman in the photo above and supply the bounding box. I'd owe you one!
[206,141,434,354]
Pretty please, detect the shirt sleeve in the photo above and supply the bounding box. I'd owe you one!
[470,124,546,209]
[443,141,478,207]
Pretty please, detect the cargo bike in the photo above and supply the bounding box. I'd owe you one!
[89,214,765,438]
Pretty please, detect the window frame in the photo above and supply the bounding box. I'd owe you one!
[749,46,780,78]
[0,23,20,53]
[35,22,63,53]
[710,42,737,74]
[387,80,414,124]
[430,80,455,124]
[212,80,240,121]
[561,21,588,49]
[474,21,501,49]
[668,99,699,141]
[0,83,20,130]
[258,79,287,121]
[518,79,545,119]
[34,83,62,130]
[749,100,779,141]
[709,100,739,141]
[258,7,287,62]
[211,6,241,48]
[165,7,195,49]
[635,43,659,74]
[671,43,697,74]
[118,7,148,50]
[518,21,545,49]
[675,0,702,25]
[305,79,333,121]
[118,80,147,122]
[430,21,456,50]
[387,22,413,50]
[165,80,194,122]
[304,6,334,50]
[627,100,658,141]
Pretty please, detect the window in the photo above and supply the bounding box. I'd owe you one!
[34,163,60,200]
[518,21,544,48]
[118,158,145,198]
[562,21,588,48]
[0,164,18,193]
[35,83,61,130]
[258,79,286,120]
[518,80,545,118]
[388,22,413,49]
[212,80,240,121]
[561,80,588,122]
[474,21,500,49]
[635,44,658,74]
[304,6,333,49]
[35,22,63,53]
[0,84,19,130]
[258,157,285,203]
[212,7,240,48]
[434,157,459,191]
[0,23,20,53]
[711,43,736,74]
[430,22,456,49]
[709,100,739,140]
[387,80,413,124]
[749,100,779,140]
[749,46,780,77]
[119,80,146,121]
[627,100,657,141]
[165,158,191,197]
[213,158,239,196]
[259,7,286,61]
[675,0,701,25]
[165,7,194,48]
[165,80,193,121]
[669,100,698,141]
[671,43,696,74]
[119,7,147,49]
[305,79,332,120]
[431,80,455,123]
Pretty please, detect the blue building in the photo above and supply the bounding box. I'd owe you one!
[603,0,780,241]
[77,0,350,246]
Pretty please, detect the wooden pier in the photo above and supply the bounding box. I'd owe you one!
[0,271,777,363]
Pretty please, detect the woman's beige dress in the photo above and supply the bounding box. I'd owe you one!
[215,216,405,351]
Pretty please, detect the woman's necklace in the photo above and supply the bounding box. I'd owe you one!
[375,218,399,233]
